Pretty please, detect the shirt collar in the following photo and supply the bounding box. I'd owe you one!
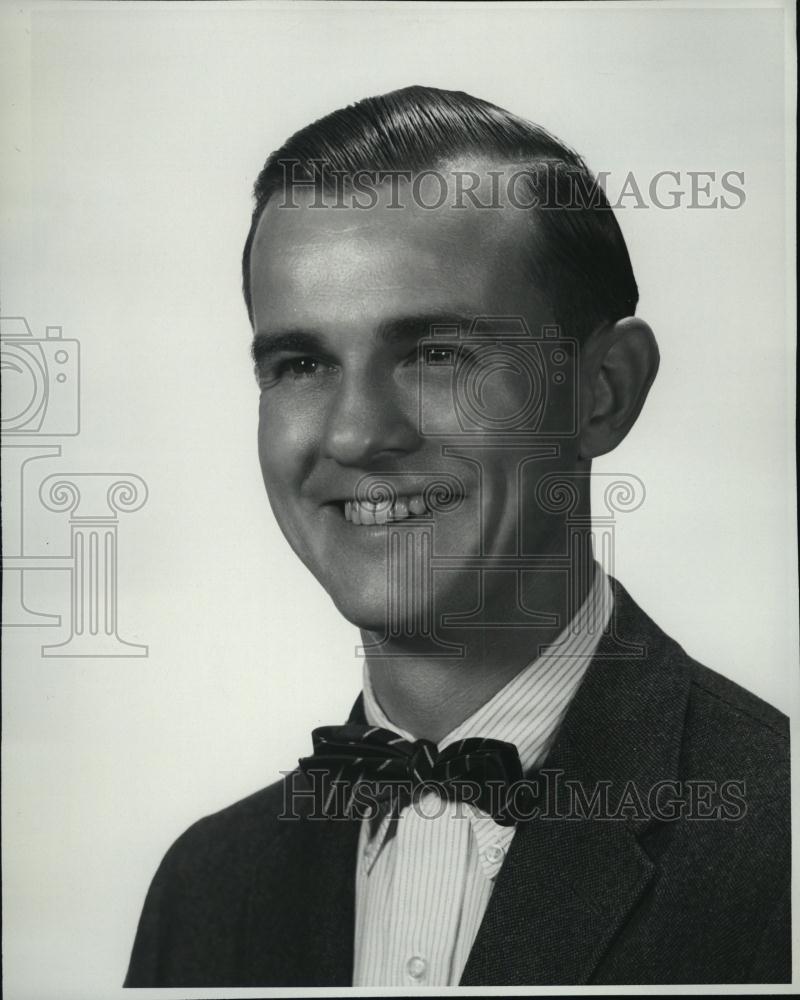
[362,564,613,771]
[360,565,614,876]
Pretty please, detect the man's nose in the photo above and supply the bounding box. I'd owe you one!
[321,372,420,467]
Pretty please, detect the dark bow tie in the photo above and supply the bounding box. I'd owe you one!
[298,724,525,826]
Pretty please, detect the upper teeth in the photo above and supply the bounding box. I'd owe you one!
[344,495,430,525]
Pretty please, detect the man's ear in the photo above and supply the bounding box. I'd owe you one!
[578,317,660,459]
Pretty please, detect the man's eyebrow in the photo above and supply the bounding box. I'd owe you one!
[251,330,326,365]
[375,312,473,343]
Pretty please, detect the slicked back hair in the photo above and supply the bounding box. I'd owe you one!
[242,86,638,341]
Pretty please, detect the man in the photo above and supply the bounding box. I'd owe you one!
[125,86,790,986]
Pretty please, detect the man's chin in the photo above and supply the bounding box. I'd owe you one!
[327,589,390,634]
[323,573,478,638]
[328,590,442,639]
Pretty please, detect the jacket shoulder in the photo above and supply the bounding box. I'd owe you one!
[680,655,789,799]
[167,777,291,865]
[685,656,788,740]
[611,577,789,756]
[124,777,293,986]
[610,577,789,795]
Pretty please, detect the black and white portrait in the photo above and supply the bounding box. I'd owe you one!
[1,2,795,995]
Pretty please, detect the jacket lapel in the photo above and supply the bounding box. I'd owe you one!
[461,579,692,985]
[460,790,656,985]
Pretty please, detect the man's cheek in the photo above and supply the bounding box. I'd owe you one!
[258,427,294,490]
[258,408,304,466]
[259,444,297,489]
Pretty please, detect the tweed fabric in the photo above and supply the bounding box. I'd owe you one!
[124,578,791,987]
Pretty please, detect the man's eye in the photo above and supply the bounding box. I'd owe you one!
[256,356,333,389]
[285,357,320,376]
[276,356,331,379]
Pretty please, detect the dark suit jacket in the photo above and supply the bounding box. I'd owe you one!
[125,579,791,986]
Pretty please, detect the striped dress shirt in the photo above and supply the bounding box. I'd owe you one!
[352,566,614,987]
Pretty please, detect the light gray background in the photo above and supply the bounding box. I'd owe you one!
[1,2,796,997]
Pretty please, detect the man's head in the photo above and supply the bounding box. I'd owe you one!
[245,86,658,634]
[243,85,639,346]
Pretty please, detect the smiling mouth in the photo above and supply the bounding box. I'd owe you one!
[342,495,433,525]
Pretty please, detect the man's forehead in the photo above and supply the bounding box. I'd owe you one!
[254,179,529,244]
[251,173,534,301]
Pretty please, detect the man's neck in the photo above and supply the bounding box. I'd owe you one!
[362,560,596,743]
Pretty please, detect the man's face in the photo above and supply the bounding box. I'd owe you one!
[250,178,581,633]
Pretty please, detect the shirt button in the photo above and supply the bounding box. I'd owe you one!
[484,843,505,865]
[406,955,427,980]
